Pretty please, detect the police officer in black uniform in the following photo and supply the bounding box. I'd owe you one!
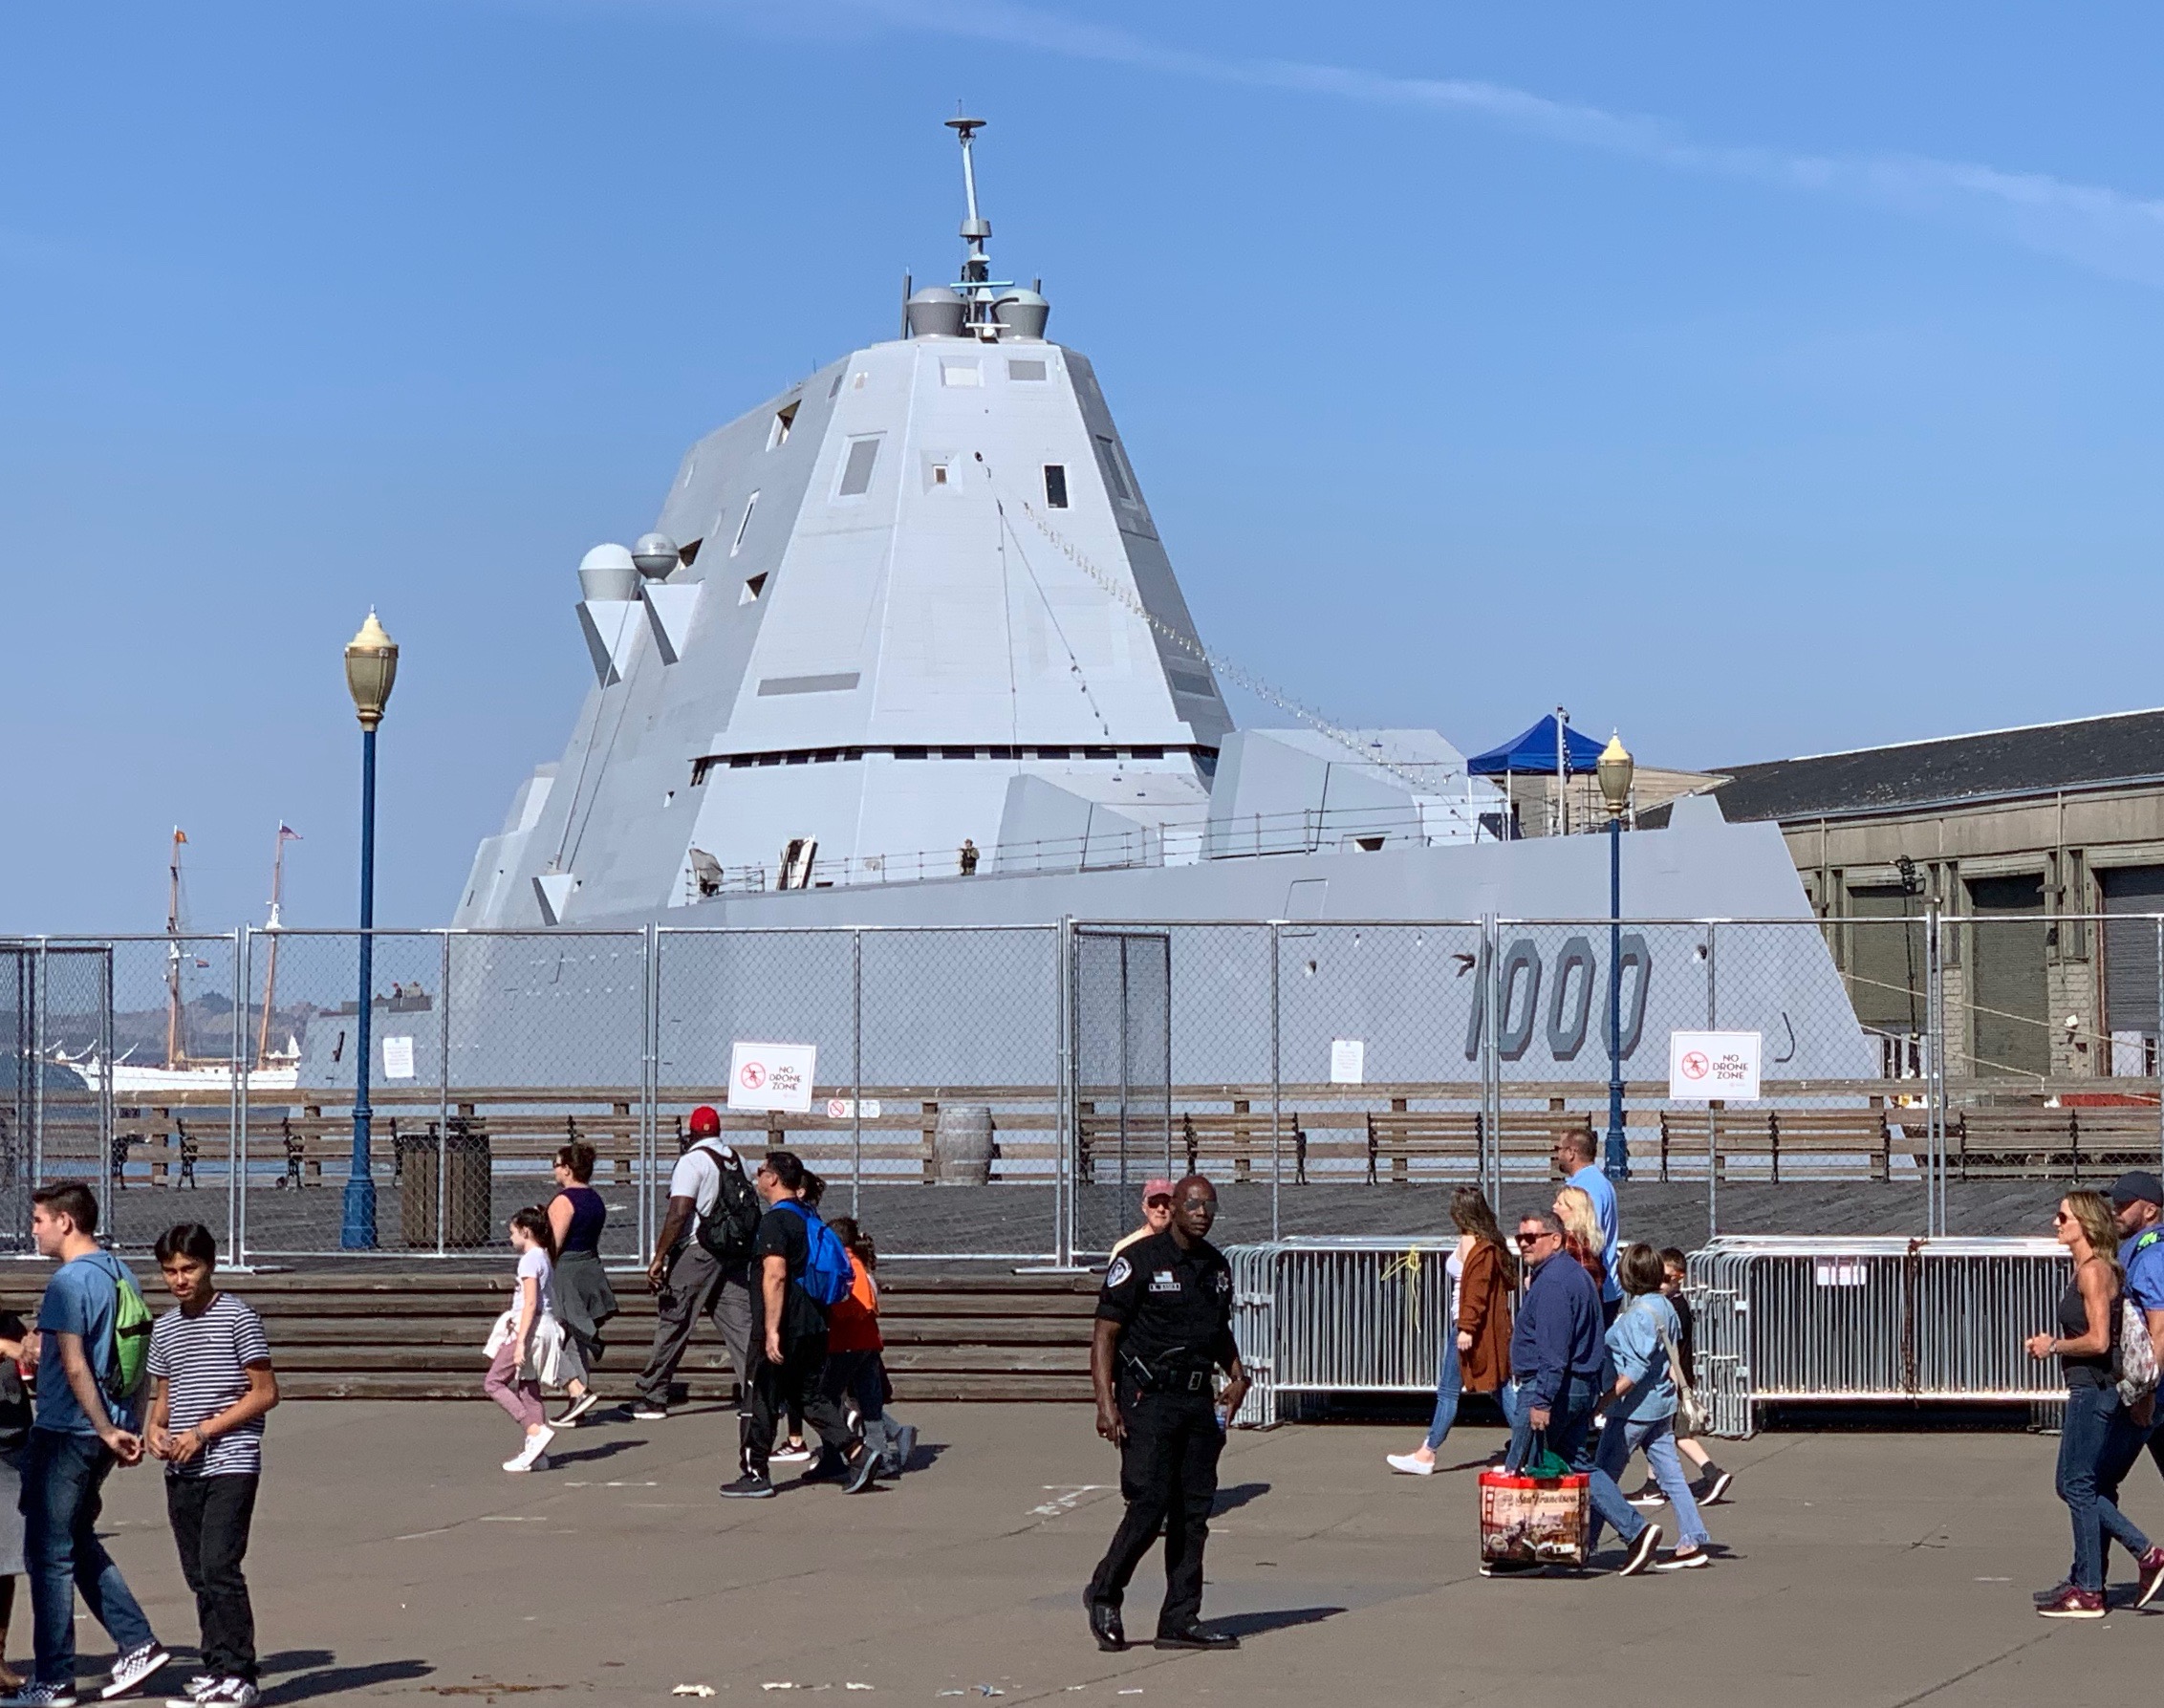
[1085,1173,1249,1652]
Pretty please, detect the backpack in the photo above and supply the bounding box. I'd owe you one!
[771,1200,854,1309]
[2117,1234,2162,1406]
[691,1141,763,1268]
[92,1254,154,1403]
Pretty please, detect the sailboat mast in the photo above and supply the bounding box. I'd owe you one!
[255,825,291,1070]
[165,827,186,1068]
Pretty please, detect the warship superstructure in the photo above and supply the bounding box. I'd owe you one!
[423,119,1872,1091]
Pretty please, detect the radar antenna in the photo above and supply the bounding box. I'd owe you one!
[946,114,995,327]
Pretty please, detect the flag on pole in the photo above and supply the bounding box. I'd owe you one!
[278,824,301,840]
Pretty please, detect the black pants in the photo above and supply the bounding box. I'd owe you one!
[1087,1382,1223,1632]
[164,1473,258,1683]
[740,1333,856,1478]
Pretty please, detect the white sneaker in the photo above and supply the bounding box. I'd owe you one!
[504,1427,554,1472]
[1385,1453,1436,1476]
[206,1681,260,1707]
[101,1644,170,1700]
[4,1684,80,1706]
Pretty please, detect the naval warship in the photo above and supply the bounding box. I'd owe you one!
[354,119,1869,1093]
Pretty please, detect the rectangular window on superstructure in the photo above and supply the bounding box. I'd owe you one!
[1093,435,1134,504]
[836,434,882,497]
[941,363,983,387]
[1007,358,1048,381]
[768,402,798,449]
[1044,465,1069,508]
[730,491,759,555]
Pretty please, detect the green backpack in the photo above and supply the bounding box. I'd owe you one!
[93,1255,154,1402]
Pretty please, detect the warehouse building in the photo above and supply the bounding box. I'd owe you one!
[1673,709,2164,1086]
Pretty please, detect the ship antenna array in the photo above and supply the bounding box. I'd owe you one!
[1009,493,1444,797]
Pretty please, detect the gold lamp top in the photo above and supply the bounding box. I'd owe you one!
[1595,732,1634,815]
[344,609,399,731]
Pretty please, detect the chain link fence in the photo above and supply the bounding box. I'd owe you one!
[1,911,2157,1263]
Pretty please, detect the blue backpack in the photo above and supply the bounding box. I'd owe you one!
[772,1200,854,1309]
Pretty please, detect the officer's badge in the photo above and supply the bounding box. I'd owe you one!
[1104,1257,1133,1289]
[1213,1270,1231,1297]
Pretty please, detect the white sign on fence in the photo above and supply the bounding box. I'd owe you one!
[1667,1029,1762,1102]
[824,1098,882,1120]
[1330,1038,1366,1085]
[729,1041,817,1113]
[381,1035,415,1080]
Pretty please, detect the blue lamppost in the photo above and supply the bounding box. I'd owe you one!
[1596,732,1635,1180]
[341,611,399,1249]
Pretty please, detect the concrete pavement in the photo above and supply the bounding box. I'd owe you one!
[46,1399,2164,1704]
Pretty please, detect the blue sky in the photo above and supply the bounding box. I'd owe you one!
[5,1,2161,932]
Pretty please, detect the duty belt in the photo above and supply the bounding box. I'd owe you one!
[1124,1352,1213,1395]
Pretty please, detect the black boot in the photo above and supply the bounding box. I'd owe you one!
[1086,1598,1126,1653]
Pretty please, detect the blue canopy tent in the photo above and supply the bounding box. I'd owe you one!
[1466,711,1606,838]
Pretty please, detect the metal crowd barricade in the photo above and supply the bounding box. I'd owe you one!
[1223,1237,1461,1426]
[1687,1235,2067,1437]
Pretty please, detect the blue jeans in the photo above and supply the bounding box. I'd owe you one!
[1424,1334,1463,1452]
[23,1428,157,1688]
[1503,1374,1603,1479]
[1591,1412,1708,1549]
[2059,1383,2152,1591]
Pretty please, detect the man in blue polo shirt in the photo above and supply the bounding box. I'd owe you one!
[1553,1127,1623,1326]
[7,1181,169,1708]
[2085,1170,2164,1611]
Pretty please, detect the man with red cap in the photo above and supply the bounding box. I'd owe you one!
[628,1106,761,1421]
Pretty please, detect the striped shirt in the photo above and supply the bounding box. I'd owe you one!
[145,1293,272,1478]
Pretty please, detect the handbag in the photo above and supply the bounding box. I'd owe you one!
[1658,1319,1712,1437]
[1479,1428,1590,1567]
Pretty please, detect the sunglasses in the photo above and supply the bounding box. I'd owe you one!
[1518,1228,1557,1243]
[2053,1210,2073,1225]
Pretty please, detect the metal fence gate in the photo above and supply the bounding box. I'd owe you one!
[1071,928,1172,1256]
[0,945,114,1251]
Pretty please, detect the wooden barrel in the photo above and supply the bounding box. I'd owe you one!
[931,1105,996,1185]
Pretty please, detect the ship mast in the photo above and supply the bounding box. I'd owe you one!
[164,827,187,1069]
[255,824,297,1070]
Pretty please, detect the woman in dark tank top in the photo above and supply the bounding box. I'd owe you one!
[546,1141,618,1427]
[2026,1190,2162,1618]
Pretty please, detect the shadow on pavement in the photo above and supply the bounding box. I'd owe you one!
[260,1658,433,1703]
[1211,1481,1270,1516]
[547,1438,647,1468]
[1212,1606,1346,1638]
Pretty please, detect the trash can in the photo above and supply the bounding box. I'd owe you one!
[931,1105,996,1185]
[398,1119,493,1248]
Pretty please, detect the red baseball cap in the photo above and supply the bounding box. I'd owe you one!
[688,1105,722,1136]
[1143,1177,1176,1204]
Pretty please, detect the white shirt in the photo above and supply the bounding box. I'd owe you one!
[517,1245,556,1318]
[667,1137,740,1231]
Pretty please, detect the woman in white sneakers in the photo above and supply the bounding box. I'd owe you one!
[484,1209,583,1473]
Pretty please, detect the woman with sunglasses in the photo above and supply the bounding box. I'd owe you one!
[2026,1190,2163,1618]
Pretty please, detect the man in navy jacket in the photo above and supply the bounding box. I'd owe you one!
[1506,1210,1605,1471]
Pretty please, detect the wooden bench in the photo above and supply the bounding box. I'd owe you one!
[1657,1107,1897,1182]
[1949,1106,2160,1181]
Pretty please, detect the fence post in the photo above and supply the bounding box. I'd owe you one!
[1705,921,1718,1243]
[1925,903,1946,1238]
[437,930,452,1259]
[232,930,248,1265]
[642,923,660,1264]
[1056,915,1074,1267]
[852,928,863,1222]
[1269,920,1282,1243]
[1481,915,1501,1205]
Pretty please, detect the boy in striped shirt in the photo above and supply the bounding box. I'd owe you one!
[143,1226,277,1708]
